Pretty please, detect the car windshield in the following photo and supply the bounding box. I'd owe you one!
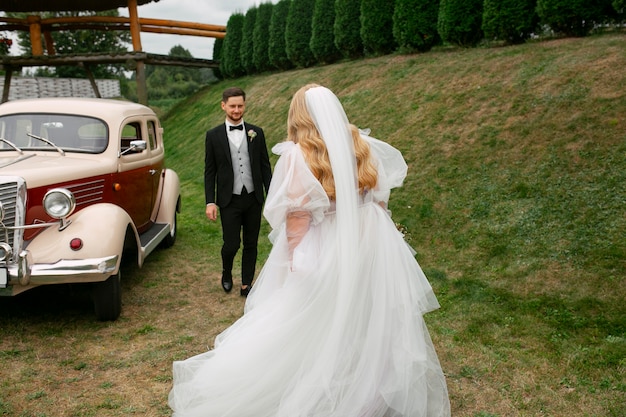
[0,113,108,154]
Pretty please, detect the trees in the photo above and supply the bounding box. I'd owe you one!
[221,13,245,78]
[360,0,396,55]
[269,0,293,70]
[253,2,274,73]
[241,7,258,74]
[310,0,341,64]
[438,0,484,47]
[285,0,316,67]
[334,0,363,59]
[393,0,441,52]
[482,0,538,44]
[537,0,614,37]
[8,10,130,78]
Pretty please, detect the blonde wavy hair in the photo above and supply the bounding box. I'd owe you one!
[287,84,378,200]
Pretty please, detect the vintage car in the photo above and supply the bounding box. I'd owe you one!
[0,97,180,320]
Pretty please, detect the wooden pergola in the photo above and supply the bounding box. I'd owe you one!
[0,0,226,104]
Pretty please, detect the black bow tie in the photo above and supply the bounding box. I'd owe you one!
[229,125,243,131]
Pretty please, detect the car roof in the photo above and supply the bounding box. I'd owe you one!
[0,98,156,119]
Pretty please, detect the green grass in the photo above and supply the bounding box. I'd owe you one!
[0,32,624,416]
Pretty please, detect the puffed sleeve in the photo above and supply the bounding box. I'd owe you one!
[263,142,330,232]
[361,132,408,206]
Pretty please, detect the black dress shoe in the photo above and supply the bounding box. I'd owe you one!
[240,286,251,297]
[221,274,233,293]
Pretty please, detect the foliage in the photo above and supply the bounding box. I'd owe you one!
[334,0,364,59]
[393,0,441,52]
[360,0,397,55]
[253,2,274,73]
[269,0,294,70]
[537,0,615,36]
[221,13,245,78]
[212,37,224,79]
[482,0,539,44]
[285,0,316,67]
[240,7,258,74]
[310,0,341,64]
[0,36,12,55]
[437,0,484,47]
[7,10,130,78]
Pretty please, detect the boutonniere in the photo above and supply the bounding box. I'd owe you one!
[247,129,257,141]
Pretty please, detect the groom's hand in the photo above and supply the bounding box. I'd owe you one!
[206,204,217,221]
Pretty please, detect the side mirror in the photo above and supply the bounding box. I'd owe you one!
[119,140,147,156]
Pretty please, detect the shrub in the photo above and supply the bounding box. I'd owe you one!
[241,7,258,74]
[285,0,316,67]
[393,0,441,52]
[438,0,484,47]
[220,13,245,78]
[537,0,614,37]
[334,0,364,58]
[482,0,538,44]
[269,0,294,70]
[311,0,341,63]
[253,2,274,73]
[212,37,224,79]
[361,0,397,55]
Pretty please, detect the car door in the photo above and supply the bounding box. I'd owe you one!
[115,120,154,232]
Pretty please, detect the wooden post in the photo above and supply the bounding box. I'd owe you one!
[43,31,56,55]
[81,64,102,98]
[2,66,14,103]
[127,0,147,104]
[27,15,43,56]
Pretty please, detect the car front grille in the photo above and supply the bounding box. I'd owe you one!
[0,177,26,262]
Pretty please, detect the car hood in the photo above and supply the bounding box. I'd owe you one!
[0,153,113,188]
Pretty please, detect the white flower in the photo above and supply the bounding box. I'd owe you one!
[247,129,257,141]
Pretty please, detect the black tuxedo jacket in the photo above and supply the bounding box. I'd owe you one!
[204,122,272,208]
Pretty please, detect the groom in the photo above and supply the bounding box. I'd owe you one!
[205,87,272,297]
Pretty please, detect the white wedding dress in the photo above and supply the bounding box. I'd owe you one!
[168,133,450,416]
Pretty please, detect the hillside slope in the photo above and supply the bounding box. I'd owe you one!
[162,33,625,416]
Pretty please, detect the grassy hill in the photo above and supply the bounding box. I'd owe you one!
[0,33,623,417]
[162,32,625,416]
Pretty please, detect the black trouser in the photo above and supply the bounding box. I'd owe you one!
[219,188,262,287]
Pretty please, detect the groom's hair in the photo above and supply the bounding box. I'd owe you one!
[222,87,246,103]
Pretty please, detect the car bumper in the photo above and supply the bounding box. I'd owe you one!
[0,250,119,292]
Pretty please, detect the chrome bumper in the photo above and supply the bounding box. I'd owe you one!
[1,250,119,288]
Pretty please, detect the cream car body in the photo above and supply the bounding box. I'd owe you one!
[0,98,180,320]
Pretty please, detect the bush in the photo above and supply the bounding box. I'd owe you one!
[310,0,341,63]
[220,13,245,78]
[212,37,224,79]
[360,0,397,55]
[269,0,294,70]
[241,7,258,74]
[334,0,364,58]
[393,0,441,52]
[285,0,316,67]
[253,2,274,73]
[438,0,484,47]
[537,0,614,37]
[482,0,538,44]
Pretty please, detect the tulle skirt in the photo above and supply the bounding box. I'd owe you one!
[169,202,450,417]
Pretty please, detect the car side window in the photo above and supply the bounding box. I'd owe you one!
[121,122,141,153]
[147,121,157,150]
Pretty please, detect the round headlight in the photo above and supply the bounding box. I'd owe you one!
[43,188,76,219]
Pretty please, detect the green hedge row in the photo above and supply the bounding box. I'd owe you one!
[218,0,623,78]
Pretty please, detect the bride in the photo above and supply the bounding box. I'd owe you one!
[168,84,451,417]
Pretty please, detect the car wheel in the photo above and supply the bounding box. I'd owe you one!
[92,271,122,321]
[161,210,177,248]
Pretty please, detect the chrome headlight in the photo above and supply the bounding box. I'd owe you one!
[43,188,76,219]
